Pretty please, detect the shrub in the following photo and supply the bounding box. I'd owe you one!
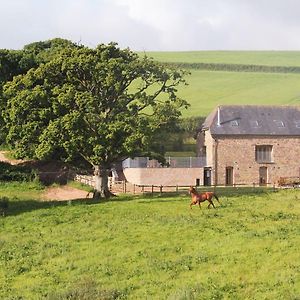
[0,162,37,182]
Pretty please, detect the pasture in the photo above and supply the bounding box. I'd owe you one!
[145,51,300,66]
[138,51,300,118]
[178,70,300,117]
[0,182,300,299]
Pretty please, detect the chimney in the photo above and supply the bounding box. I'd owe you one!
[217,106,221,127]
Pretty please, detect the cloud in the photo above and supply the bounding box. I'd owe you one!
[1,0,300,50]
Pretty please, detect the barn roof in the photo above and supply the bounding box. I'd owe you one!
[202,105,300,136]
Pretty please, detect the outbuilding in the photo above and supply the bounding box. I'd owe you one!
[197,105,300,186]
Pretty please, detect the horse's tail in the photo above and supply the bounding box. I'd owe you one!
[213,193,221,204]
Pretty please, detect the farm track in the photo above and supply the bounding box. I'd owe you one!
[0,151,91,201]
[42,185,91,201]
[0,151,24,165]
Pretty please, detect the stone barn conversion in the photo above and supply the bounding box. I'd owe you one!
[197,105,300,186]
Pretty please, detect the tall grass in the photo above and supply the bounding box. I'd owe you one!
[0,183,299,299]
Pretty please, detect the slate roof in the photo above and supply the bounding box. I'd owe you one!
[202,105,300,136]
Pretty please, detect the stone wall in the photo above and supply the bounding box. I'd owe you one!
[123,168,203,186]
[203,134,300,186]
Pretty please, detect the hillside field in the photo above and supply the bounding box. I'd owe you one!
[145,51,300,66]
[140,51,300,117]
[1,182,300,299]
[178,70,300,117]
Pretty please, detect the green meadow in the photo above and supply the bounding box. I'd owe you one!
[1,182,300,299]
[139,51,300,117]
[179,70,300,117]
[145,51,300,66]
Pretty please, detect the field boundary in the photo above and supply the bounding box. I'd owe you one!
[166,62,300,74]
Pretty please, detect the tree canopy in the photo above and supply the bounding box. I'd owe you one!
[3,41,189,197]
[0,38,79,143]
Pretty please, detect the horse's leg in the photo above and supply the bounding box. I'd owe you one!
[208,200,215,209]
[214,194,221,205]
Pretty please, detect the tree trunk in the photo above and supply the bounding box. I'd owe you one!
[93,165,114,199]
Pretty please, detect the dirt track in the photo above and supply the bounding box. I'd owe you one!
[0,151,91,201]
[0,151,24,165]
[42,186,91,201]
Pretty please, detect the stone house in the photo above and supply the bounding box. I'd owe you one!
[197,105,300,186]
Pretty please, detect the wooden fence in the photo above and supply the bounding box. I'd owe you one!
[73,174,279,195]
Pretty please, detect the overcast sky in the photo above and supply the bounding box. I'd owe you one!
[1,0,300,51]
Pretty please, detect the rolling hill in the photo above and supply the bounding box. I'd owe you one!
[141,51,300,117]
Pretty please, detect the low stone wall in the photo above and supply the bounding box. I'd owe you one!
[123,168,203,186]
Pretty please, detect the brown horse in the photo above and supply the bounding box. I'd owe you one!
[188,186,220,209]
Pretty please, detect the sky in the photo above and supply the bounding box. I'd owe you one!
[1,0,300,51]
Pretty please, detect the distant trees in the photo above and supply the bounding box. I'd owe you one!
[2,40,188,198]
[166,62,300,74]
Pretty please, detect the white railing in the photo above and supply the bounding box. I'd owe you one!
[122,156,206,169]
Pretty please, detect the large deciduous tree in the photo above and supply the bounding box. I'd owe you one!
[0,38,78,143]
[3,42,188,198]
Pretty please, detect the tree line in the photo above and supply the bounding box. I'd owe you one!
[165,62,300,74]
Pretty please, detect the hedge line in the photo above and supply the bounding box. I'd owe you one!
[0,161,37,181]
[165,62,300,74]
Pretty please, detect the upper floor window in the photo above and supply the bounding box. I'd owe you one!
[294,120,300,128]
[250,120,261,128]
[230,120,239,126]
[255,145,273,163]
[273,120,285,128]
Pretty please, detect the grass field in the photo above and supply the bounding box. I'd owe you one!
[1,182,300,299]
[179,70,300,117]
[137,51,300,118]
[145,51,300,67]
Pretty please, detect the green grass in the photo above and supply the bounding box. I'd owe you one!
[137,51,300,117]
[0,181,44,200]
[179,70,300,117]
[144,51,300,67]
[67,180,94,193]
[0,182,300,299]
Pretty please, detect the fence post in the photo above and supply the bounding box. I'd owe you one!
[176,185,178,194]
[160,185,163,196]
[151,185,154,196]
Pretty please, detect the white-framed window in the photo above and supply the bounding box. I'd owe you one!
[255,145,273,163]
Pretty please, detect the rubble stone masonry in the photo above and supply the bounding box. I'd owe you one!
[210,135,300,186]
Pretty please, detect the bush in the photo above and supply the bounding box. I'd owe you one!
[0,162,37,182]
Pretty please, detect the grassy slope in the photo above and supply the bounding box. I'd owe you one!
[1,183,300,299]
[145,51,300,66]
[139,51,300,117]
[180,70,300,117]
